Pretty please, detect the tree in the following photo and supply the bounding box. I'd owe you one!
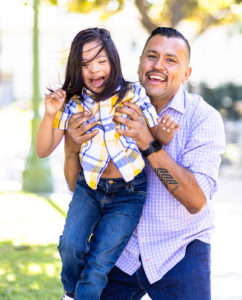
[135,0,242,34]
[44,0,242,35]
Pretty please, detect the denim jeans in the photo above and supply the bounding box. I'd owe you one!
[101,239,211,300]
[58,169,147,300]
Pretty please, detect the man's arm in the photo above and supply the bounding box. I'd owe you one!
[114,102,207,214]
[64,112,98,192]
[64,132,81,192]
[145,149,206,214]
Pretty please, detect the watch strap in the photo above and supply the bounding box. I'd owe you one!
[141,140,162,158]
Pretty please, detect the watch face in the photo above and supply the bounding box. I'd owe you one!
[152,141,161,150]
[141,140,162,158]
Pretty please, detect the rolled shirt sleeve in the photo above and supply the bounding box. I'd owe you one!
[180,98,226,200]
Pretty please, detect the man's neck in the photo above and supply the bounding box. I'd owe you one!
[151,97,171,114]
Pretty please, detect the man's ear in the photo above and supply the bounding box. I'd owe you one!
[182,66,192,84]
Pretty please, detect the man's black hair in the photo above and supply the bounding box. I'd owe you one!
[142,27,191,61]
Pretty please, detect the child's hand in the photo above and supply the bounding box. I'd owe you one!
[151,114,181,145]
[158,114,181,133]
[44,89,66,117]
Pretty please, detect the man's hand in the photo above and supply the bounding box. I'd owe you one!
[64,112,98,192]
[65,112,99,154]
[113,102,154,151]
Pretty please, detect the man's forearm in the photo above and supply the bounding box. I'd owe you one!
[64,152,81,192]
[146,148,206,214]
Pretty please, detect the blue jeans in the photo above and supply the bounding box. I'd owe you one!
[101,240,211,300]
[58,169,147,300]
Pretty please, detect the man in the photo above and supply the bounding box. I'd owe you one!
[64,27,225,299]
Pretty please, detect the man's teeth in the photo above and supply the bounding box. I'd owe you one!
[149,75,166,81]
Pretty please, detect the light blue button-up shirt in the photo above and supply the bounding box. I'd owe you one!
[115,86,226,284]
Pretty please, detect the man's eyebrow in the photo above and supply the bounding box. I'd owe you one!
[166,53,178,59]
[145,50,178,59]
[145,49,158,54]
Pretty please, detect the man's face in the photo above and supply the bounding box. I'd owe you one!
[138,34,191,110]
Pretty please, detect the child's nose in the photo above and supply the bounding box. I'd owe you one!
[89,61,100,73]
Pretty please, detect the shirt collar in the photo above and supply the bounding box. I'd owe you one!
[159,86,186,116]
[81,85,122,104]
[82,87,93,96]
[81,87,96,104]
[82,85,122,95]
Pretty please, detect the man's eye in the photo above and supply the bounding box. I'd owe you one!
[167,58,175,63]
[147,55,156,59]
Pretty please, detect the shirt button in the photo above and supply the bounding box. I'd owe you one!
[108,179,114,184]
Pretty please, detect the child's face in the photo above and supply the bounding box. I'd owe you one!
[82,40,111,94]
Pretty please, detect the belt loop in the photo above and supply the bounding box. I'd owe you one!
[105,180,109,193]
[126,182,134,192]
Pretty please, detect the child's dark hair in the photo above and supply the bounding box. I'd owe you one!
[62,27,130,102]
[142,27,191,62]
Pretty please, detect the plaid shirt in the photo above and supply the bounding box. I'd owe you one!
[115,87,226,284]
[53,82,158,189]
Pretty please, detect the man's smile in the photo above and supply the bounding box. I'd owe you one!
[146,71,168,83]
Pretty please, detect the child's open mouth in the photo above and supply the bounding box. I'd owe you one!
[91,77,105,88]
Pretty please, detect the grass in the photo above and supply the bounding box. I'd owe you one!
[0,240,63,300]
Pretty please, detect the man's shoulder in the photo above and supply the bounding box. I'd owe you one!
[185,89,220,116]
[184,89,224,128]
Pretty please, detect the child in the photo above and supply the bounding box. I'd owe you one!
[36,28,180,300]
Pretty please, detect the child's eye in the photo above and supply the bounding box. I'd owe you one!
[99,60,108,64]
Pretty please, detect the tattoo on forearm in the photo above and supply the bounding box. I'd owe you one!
[154,168,179,192]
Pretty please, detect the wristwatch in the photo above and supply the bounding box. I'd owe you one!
[141,140,162,158]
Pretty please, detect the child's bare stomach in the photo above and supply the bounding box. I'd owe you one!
[101,160,122,178]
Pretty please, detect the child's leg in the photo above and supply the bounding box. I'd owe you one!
[74,171,147,300]
[58,171,101,295]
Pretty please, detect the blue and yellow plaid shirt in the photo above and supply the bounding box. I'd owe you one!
[53,82,158,189]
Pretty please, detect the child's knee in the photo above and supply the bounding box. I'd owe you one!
[59,235,89,258]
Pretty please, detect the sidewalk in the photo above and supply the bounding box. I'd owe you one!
[211,175,242,300]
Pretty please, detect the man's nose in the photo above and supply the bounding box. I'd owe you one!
[153,57,166,70]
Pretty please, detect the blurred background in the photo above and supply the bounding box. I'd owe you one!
[0,0,242,299]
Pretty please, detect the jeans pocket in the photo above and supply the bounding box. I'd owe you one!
[132,189,147,199]
[131,177,147,201]
[75,171,87,189]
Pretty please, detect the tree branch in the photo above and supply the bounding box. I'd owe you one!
[135,0,156,32]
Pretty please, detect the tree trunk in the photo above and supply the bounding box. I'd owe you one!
[135,0,156,32]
